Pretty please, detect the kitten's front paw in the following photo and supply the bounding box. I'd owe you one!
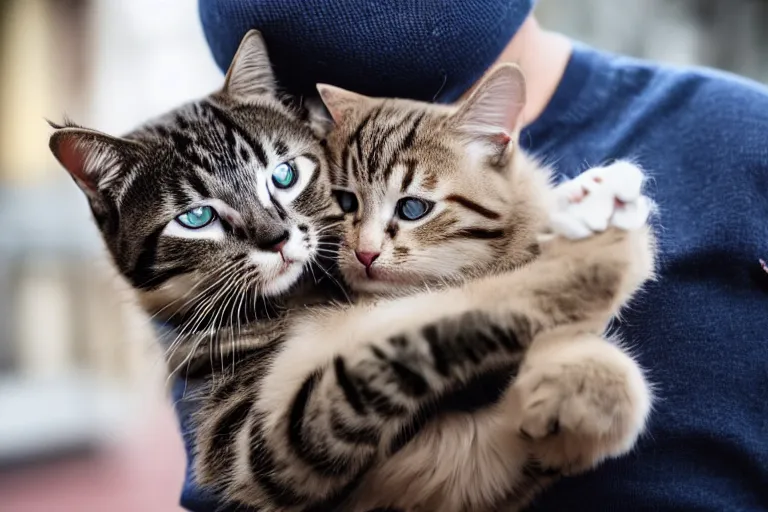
[515,340,651,475]
[550,161,653,240]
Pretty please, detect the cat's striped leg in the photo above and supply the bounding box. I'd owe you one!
[235,307,540,510]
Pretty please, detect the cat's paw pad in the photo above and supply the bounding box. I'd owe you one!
[515,346,651,474]
[550,161,653,240]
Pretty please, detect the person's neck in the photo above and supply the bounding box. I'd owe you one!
[465,17,572,127]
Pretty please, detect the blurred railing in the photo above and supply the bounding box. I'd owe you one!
[0,0,219,466]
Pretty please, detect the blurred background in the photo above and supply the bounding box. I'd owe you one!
[0,1,766,511]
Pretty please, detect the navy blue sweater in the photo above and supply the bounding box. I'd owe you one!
[172,42,768,512]
[520,43,768,512]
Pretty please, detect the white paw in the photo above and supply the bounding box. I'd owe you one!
[550,161,653,240]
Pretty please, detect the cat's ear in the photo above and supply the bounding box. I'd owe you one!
[452,64,526,162]
[303,96,335,138]
[223,29,276,101]
[316,84,371,124]
[48,122,138,202]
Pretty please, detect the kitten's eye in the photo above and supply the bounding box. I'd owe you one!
[334,190,359,214]
[272,162,298,189]
[396,197,434,221]
[176,206,216,229]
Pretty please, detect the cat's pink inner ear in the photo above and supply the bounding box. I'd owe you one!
[316,84,345,124]
[490,133,512,146]
[455,64,527,138]
[54,134,97,192]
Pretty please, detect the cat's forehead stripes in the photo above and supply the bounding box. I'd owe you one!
[445,195,502,220]
[399,159,417,193]
[204,102,269,167]
[94,97,330,293]
[113,100,312,210]
[345,106,430,185]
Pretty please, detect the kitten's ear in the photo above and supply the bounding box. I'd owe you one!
[303,96,335,138]
[48,122,138,201]
[316,84,371,124]
[452,64,526,161]
[223,30,276,101]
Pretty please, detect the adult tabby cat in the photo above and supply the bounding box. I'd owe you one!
[49,31,655,512]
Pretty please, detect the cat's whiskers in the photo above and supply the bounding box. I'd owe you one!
[231,276,254,376]
[150,258,244,319]
[160,261,246,364]
[165,266,245,390]
[312,256,352,304]
[307,260,321,285]
[144,258,246,336]
[313,226,342,240]
[165,329,206,394]
[191,270,243,338]
[260,294,272,322]
[215,270,255,374]
[230,273,256,374]
[209,274,243,374]
[314,248,341,258]
[163,265,244,374]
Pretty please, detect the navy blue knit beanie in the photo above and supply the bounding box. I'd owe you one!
[199,0,534,103]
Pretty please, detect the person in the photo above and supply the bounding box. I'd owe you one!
[173,1,768,510]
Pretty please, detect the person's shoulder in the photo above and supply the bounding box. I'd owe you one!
[605,50,768,127]
[580,48,768,169]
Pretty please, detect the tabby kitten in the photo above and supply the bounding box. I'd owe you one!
[301,68,655,511]
[187,34,655,512]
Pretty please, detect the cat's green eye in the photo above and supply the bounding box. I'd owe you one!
[272,162,298,189]
[396,197,434,221]
[333,190,359,214]
[176,206,216,229]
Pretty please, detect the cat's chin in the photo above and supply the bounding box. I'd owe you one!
[260,261,307,296]
[344,271,424,296]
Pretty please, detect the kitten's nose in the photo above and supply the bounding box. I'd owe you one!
[355,251,380,268]
[262,230,290,252]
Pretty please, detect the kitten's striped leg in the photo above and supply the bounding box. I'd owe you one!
[237,308,540,510]
[333,308,537,450]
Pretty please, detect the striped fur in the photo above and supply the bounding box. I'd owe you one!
[50,31,655,512]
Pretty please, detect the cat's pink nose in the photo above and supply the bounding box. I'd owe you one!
[355,251,380,268]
